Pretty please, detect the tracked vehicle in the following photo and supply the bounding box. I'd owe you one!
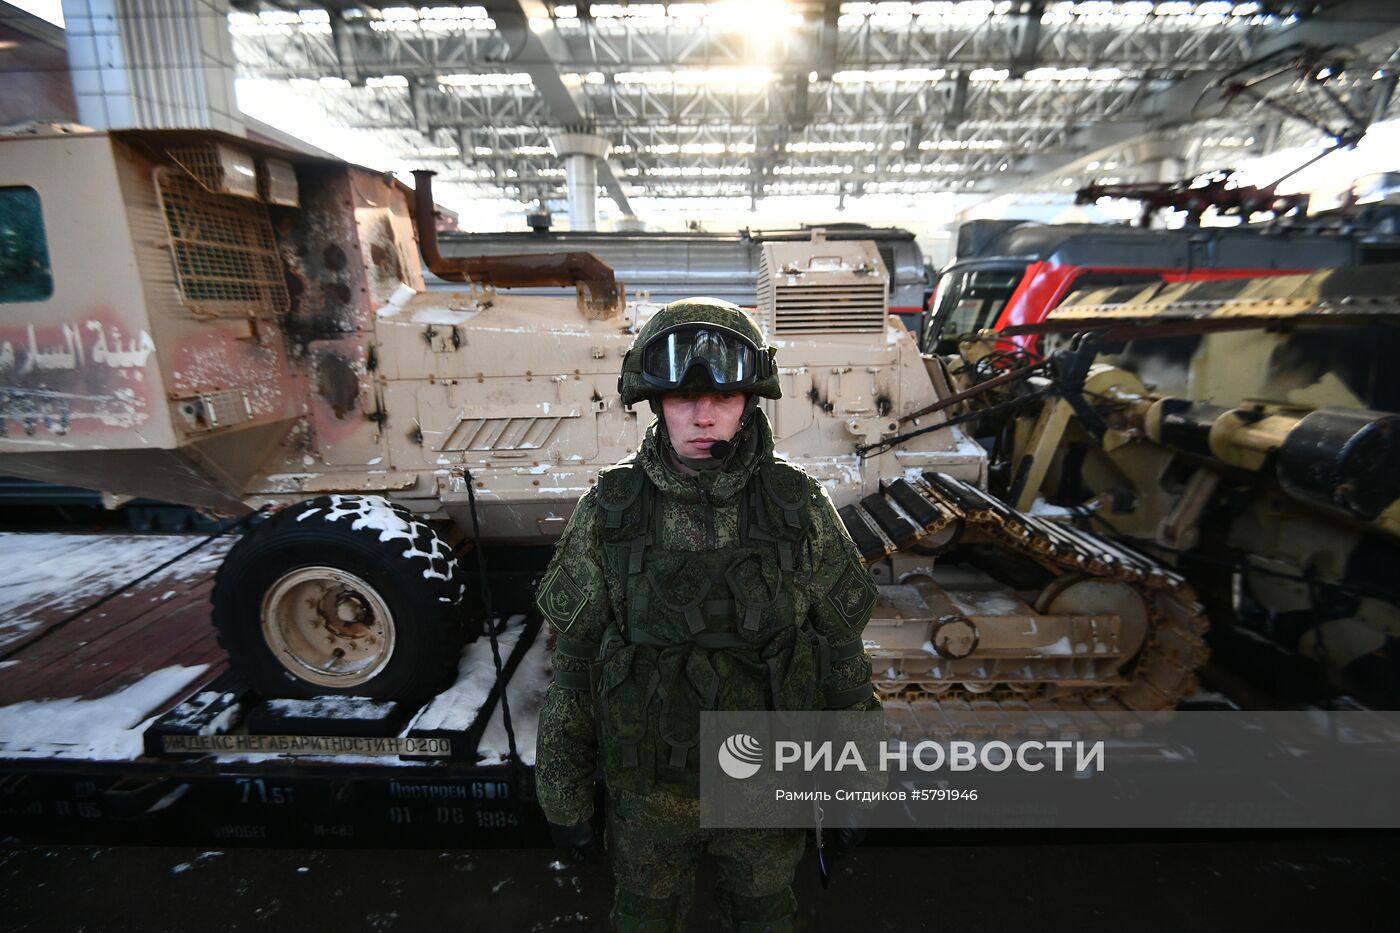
[0,127,1205,715]
[962,266,1400,706]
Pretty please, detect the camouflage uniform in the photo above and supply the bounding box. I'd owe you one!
[535,299,880,933]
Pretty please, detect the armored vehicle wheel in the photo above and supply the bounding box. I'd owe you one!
[212,495,465,704]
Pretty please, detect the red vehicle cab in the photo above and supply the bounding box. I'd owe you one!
[922,216,1400,355]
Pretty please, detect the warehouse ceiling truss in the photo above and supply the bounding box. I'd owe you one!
[227,0,1400,212]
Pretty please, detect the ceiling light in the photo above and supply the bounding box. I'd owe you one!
[786,141,876,153]
[833,68,946,85]
[437,73,534,88]
[615,69,776,88]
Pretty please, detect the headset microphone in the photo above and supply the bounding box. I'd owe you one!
[707,438,734,460]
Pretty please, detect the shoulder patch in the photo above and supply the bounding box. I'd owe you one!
[537,562,588,633]
[825,559,878,630]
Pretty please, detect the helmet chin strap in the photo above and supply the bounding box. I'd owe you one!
[653,394,759,472]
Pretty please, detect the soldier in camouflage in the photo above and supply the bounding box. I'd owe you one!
[535,297,881,932]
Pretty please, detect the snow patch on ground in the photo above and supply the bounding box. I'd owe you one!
[0,534,235,649]
[0,664,209,760]
[171,851,224,875]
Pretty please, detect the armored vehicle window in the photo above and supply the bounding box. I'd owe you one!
[0,186,54,303]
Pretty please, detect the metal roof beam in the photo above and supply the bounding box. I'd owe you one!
[973,0,1400,202]
[1008,1,1044,78]
[497,0,634,217]
[329,9,363,83]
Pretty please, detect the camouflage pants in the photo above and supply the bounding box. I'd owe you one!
[607,787,805,932]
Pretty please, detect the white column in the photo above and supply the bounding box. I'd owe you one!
[552,132,611,232]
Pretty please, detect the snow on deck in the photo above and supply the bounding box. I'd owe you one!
[0,664,210,760]
[0,533,234,650]
[477,634,550,766]
[408,614,529,734]
[0,532,230,709]
[0,533,544,766]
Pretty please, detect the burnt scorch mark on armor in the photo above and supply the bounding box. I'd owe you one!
[281,306,357,353]
[877,395,893,417]
[369,218,405,288]
[313,350,361,418]
[322,244,348,273]
[807,386,835,414]
[420,325,462,350]
[277,167,363,350]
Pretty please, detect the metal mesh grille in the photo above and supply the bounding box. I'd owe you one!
[202,390,250,427]
[156,168,289,317]
[875,243,896,295]
[755,251,773,334]
[773,284,887,334]
[167,145,259,199]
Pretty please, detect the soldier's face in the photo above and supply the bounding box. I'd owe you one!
[661,390,747,459]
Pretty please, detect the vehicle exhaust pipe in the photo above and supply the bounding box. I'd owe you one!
[410,169,623,318]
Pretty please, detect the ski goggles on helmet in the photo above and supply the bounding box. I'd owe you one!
[639,323,764,392]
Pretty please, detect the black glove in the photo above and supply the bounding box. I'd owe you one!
[549,820,600,863]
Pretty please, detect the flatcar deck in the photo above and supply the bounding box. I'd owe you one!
[0,532,550,846]
[0,533,233,707]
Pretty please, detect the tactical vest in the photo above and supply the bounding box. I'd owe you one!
[565,459,866,797]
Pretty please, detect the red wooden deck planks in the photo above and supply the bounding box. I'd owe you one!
[0,558,224,707]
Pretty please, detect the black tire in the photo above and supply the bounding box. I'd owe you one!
[212,495,466,705]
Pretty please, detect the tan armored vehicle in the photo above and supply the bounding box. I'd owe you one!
[969,267,1400,706]
[0,127,1205,712]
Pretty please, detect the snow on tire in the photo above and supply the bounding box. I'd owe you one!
[212,495,466,705]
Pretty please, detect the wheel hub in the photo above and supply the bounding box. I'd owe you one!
[262,567,397,687]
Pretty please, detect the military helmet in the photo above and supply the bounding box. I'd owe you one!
[618,297,780,406]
